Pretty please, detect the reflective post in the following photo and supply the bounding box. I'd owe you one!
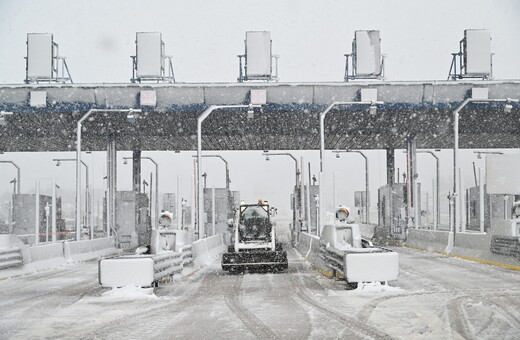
[52,179,57,242]
[35,180,40,245]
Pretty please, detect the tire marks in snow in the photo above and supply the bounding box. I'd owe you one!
[291,263,393,340]
[224,274,280,340]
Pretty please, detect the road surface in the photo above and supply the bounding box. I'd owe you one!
[1,235,519,339]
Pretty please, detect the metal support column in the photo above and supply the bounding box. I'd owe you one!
[51,179,57,242]
[35,180,40,245]
[386,148,395,187]
[132,149,141,193]
[107,137,117,239]
[387,148,395,238]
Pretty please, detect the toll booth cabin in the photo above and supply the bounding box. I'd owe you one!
[114,191,150,248]
[203,188,240,242]
[466,185,516,232]
[11,194,65,243]
[162,193,192,230]
[377,183,421,240]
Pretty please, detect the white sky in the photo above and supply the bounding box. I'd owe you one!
[0,0,519,221]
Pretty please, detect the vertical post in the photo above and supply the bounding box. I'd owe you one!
[479,168,485,233]
[387,148,395,237]
[177,175,182,229]
[150,172,153,228]
[106,143,111,237]
[332,171,337,224]
[107,137,117,238]
[361,152,369,224]
[111,140,117,238]
[459,167,464,232]
[192,161,196,237]
[155,163,159,230]
[436,155,440,229]
[453,104,462,237]
[52,179,57,242]
[317,172,322,236]
[406,139,412,230]
[132,150,141,192]
[84,162,90,240]
[410,138,418,229]
[300,157,305,231]
[386,148,395,187]
[197,116,203,240]
[35,180,40,245]
[45,203,50,242]
[16,166,20,194]
[307,162,312,232]
[432,178,437,230]
[211,186,216,236]
[76,126,82,241]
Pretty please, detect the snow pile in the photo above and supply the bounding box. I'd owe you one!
[355,282,403,293]
[101,285,158,300]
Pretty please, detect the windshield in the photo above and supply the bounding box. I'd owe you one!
[239,206,271,240]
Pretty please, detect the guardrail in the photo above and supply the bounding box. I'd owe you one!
[153,252,184,281]
[0,247,23,270]
[99,236,223,288]
[180,244,194,265]
[319,244,400,285]
[491,236,520,258]
[319,246,345,277]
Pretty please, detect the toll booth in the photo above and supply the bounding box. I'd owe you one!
[203,188,239,240]
[302,184,319,234]
[377,183,421,240]
[115,191,150,248]
[466,185,516,232]
[163,192,192,230]
[11,194,65,243]
[162,193,178,223]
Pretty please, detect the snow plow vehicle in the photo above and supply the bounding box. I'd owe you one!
[222,200,288,272]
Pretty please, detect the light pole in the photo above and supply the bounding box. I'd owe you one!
[192,154,230,190]
[417,150,439,230]
[262,152,300,227]
[123,156,159,228]
[319,101,383,232]
[452,98,518,243]
[192,154,233,221]
[76,108,140,241]
[0,160,21,194]
[54,158,90,238]
[197,104,260,239]
[333,149,370,224]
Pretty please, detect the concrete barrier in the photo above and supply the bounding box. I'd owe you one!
[405,229,520,268]
[406,229,450,253]
[192,233,226,268]
[295,232,331,275]
[0,235,121,279]
[64,237,118,262]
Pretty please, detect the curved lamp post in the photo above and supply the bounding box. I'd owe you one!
[333,149,369,224]
[54,158,90,236]
[123,156,159,228]
[262,152,300,227]
[449,98,518,251]
[197,104,260,239]
[0,160,20,194]
[76,108,141,241]
[319,101,383,233]
[416,150,439,230]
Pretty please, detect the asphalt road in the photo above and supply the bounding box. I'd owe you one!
[1,237,520,339]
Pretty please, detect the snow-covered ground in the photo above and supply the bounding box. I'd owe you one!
[0,229,519,339]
